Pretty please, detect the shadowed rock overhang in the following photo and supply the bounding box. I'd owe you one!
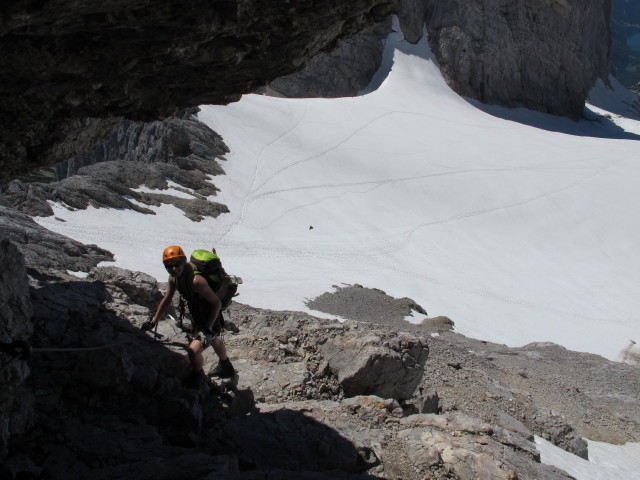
[0,0,398,184]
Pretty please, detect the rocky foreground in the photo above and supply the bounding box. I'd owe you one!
[1,211,639,479]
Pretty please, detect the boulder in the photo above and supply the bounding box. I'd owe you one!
[421,315,454,332]
[88,267,162,310]
[321,331,428,400]
[391,412,574,480]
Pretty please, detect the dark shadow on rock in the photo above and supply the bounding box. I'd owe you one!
[205,408,382,477]
[25,267,69,283]
[467,98,640,140]
[7,268,384,479]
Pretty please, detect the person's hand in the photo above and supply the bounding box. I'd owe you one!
[141,321,155,332]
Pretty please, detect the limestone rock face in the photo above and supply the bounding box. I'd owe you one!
[0,0,614,186]
[263,19,393,98]
[87,267,163,311]
[423,0,611,117]
[54,111,229,181]
[397,0,429,44]
[0,239,34,459]
[1,113,231,222]
[267,0,611,118]
[0,204,113,272]
[0,0,398,184]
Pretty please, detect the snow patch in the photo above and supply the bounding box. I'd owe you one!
[66,270,89,278]
[535,436,640,480]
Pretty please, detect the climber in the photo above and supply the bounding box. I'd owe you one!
[144,245,235,379]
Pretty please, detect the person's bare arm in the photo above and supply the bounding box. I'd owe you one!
[151,277,176,325]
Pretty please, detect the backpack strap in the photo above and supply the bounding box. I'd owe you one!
[171,263,197,300]
[215,275,231,304]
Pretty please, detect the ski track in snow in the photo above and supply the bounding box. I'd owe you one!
[394,156,630,248]
[248,108,529,197]
[218,102,311,244]
[244,161,600,205]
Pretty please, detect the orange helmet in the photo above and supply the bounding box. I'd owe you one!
[162,245,186,263]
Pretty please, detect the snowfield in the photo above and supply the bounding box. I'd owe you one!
[41,27,640,362]
[36,23,640,478]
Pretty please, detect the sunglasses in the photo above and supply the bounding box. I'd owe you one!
[164,260,185,270]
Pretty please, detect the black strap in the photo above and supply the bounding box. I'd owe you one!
[178,295,186,330]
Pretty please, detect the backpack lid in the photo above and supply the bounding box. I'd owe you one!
[190,250,223,281]
[191,249,219,263]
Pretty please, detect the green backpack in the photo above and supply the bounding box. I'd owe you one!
[190,249,241,311]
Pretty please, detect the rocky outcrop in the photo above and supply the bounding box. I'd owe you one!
[54,110,229,181]
[422,0,612,117]
[391,412,574,480]
[266,0,611,118]
[0,203,113,272]
[307,284,640,456]
[321,332,427,400]
[307,284,428,324]
[262,19,393,98]
[1,115,231,222]
[220,306,429,404]
[0,0,398,184]
[3,160,229,222]
[1,107,230,221]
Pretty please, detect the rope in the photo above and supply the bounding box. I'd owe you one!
[31,341,129,353]
[0,326,180,360]
[0,309,215,372]
[0,339,130,377]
